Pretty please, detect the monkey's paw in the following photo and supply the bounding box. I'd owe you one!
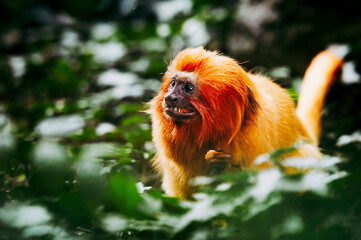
[205,149,231,176]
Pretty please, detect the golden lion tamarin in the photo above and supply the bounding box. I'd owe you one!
[149,47,343,199]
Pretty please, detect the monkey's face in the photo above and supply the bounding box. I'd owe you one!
[163,71,199,121]
[151,47,258,144]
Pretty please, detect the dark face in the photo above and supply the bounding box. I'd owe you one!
[163,71,198,121]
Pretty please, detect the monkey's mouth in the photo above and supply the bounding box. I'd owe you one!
[164,105,197,120]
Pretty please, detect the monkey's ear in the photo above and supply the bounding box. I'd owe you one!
[244,86,259,124]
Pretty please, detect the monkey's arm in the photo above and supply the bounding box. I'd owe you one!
[205,149,235,175]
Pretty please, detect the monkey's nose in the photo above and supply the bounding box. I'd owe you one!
[165,94,178,104]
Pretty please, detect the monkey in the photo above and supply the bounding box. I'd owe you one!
[148,47,343,199]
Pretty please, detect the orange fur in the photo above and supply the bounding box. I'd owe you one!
[149,47,342,199]
[297,50,343,145]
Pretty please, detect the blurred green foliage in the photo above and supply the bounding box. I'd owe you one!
[1,0,361,239]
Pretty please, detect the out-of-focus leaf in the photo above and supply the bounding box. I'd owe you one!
[91,23,117,41]
[116,103,142,116]
[86,41,127,66]
[271,214,304,239]
[31,141,67,193]
[98,69,137,87]
[0,113,16,162]
[35,115,85,137]
[288,87,299,104]
[101,214,128,233]
[77,157,106,204]
[153,0,192,21]
[22,225,71,239]
[107,173,142,217]
[337,131,361,146]
[32,141,67,169]
[0,202,52,228]
[96,122,116,136]
[77,143,132,162]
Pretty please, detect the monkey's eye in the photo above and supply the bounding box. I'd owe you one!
[183,83,194,93]
[170,79,176,88]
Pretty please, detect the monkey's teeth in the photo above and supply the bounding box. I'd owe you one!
[167,106,192,114]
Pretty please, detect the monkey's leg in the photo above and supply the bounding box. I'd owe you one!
[205,149,232,176]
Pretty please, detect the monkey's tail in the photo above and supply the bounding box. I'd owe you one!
[296,46,347,145]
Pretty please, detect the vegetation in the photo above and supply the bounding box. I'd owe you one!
[1,0,361,239]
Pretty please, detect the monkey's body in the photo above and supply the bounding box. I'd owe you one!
[224,74,321,167]
[149,47,342,199]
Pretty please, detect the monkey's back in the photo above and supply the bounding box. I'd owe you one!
[226,73,320,168]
